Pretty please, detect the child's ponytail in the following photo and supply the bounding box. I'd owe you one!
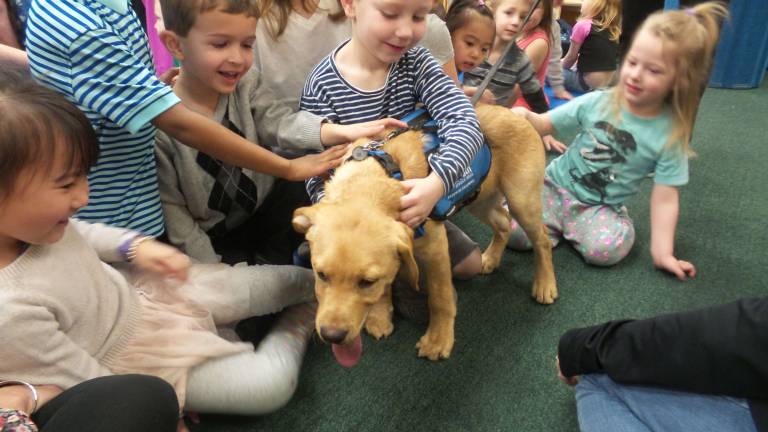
[618,1,728,155]
[689,2,729,66]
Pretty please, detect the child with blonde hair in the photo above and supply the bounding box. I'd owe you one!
[509,2,728,278]
[561,0,621,92]
[302,0,483,225]
[300,0,486,288]
[254,0,460,111]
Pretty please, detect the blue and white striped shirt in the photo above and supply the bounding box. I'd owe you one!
[25,0,180,236]
[301,42,483,203]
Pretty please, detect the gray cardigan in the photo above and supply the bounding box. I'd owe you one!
[155,69,325,262]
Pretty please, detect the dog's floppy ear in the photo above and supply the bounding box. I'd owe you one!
[394,222,420,291]
[292,206,318,234]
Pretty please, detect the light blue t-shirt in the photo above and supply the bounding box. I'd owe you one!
[26,0,180,236]
[547,90,689,207]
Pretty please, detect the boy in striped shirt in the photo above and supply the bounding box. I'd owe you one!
[300,0,486,281]
[23,0,390,237]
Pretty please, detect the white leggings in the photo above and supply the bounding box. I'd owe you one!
[179,264,315,415]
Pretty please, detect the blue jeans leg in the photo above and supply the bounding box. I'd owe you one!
[575,374,757,432]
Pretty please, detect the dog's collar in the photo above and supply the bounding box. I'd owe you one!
[347,144,426,238]
[348,145,403,181]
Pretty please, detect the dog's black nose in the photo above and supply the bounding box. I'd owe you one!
[320,326,348,344]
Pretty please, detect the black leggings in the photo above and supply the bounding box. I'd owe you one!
[32,375,178,432]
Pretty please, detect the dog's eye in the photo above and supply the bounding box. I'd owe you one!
[316,271,329,282]
[358,278,376,289]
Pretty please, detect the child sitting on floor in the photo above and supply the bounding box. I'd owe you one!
[511,0,554,109]
[509,2,727,277]
[0,68,320,426]
[561,0,621,93]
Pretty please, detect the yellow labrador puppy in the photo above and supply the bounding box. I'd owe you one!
[292,104,557,364]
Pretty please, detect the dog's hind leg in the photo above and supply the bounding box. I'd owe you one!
[414,222,456,361]
[468,193,512,274]
[505,191,558,304]
[365,287,394,339]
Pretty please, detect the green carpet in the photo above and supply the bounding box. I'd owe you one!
[195,80,768,431]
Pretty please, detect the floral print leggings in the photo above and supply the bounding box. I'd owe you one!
[507,177,635,266]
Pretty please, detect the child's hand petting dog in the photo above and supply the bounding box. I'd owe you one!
[462,86,497,105]
[133,239,191,281]
[400,172,445,228]
[320,118,407,146]
[285,145,349,180]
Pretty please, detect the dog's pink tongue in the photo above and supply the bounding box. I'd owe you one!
[331,334,363,368]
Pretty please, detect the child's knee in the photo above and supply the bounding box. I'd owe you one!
[578,228,635,266]
[234,364,300,416]
[258,373,299,414]
[452,247,482,279]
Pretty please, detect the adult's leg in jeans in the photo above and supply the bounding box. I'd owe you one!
[576,374,757,432]
[33,375,178,432]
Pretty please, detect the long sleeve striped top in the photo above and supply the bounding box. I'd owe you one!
[300,42,483,203]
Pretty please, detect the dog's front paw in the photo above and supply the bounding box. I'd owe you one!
[480,251,502,274]
[365,315,394,339]
[532,280,558,304]
[415,329,454,361]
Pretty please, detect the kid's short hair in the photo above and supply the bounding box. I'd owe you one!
[159,0,260,37]
[0,64,99,200]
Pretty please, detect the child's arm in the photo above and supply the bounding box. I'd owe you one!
[522,37,549,76]
[411,48,484,225]
[154,104,347,181]
[547,19,573,100]
[561,41,582,70]
[511,108,555,136]
[248,71,404,151]
[563,20,591,70]
[0,44,26,67]
[72,220,190,280]
[462,86,497,105]
[650,184,696,280]
[513,48,549,113]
